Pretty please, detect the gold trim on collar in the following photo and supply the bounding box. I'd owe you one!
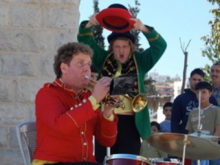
[132,54,140,93]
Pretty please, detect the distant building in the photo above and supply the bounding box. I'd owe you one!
[155,84,174,97]
[173,80,182,98]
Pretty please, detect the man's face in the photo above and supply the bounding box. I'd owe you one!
[196,89,211,105]
[61,53,91,90]
[189,74,204,90]
[112,39,131,64]
[211,65,220,87]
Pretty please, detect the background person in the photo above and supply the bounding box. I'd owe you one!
[171,68,217,165]
[210,62,220,106]
[171,68,217,134]
[186,81,220,165]
[78,3,167,162]
[160,102,172,132]
[140,121,168,159]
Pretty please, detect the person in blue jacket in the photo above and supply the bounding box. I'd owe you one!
[171,68,217,134]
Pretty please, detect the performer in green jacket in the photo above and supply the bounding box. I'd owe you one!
[77,3,167,162]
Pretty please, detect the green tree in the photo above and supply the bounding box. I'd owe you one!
[93,0,105,48]
[201,0,220,81]
[128,0,143,51]
[144,77,157,96]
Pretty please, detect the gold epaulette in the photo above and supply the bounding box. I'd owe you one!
[44,83,54,88]
[79,32,93,37]
[148,34,160,42]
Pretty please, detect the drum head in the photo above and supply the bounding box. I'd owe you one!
[105,154,149,165]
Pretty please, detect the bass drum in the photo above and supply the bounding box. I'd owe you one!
[104,154,150,165]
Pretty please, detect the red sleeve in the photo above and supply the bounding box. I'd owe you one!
[94,111,118,147]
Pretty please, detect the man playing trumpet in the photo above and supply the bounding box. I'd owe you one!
[32,42,118,165]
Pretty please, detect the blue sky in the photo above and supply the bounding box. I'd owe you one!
[79,0,215,78]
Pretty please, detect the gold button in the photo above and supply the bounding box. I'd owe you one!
[81,131,84,135]
[83,142,87,146]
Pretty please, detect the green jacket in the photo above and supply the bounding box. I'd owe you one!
[77,21,167,140]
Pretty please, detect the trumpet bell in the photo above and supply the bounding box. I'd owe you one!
[132,94,148,113]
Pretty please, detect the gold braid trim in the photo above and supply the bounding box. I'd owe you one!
[148,34,160,42]
[66,112,79,128]
[79,32,93,37]
[101,132,117,139]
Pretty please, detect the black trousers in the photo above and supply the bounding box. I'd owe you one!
[95,115,141,163]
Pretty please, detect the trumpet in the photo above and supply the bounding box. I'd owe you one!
[85,75,148,112]
[85,75,124,108]
[131,94,148,113]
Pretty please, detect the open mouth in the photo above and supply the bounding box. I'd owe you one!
[119,54,124,60]
[212,76,218,79]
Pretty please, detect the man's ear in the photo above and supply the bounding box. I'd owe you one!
[60,63,68,74]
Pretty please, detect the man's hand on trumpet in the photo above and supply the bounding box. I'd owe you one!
[87,72,98,91]
[91,76,115,118]
[91,76,112,104]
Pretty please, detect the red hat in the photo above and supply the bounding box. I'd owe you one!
[96,4,135,33]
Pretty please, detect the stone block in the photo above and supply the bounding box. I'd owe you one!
[0,149,23,165]
[0,127,8,148]
[43,5,78,28]
[11,4,41,27]
[29,104,36,120]
[6,0,77,4]
[0,79,16,102]
[9,126,19,148]
[31,54,55,78]
[15,77,48,102]
[43,0,75,4]
[0,102,31,125]
[0,54,35,76]
[0,28,56,52]
[0,53,56,77]
[0,5,9,26]
[55,29,75,49]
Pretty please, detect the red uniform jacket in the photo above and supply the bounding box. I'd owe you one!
[33,78,118,163]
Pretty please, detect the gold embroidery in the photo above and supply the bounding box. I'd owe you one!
[66,112,79,128]
[80,123,88,161]
[102,132,117,139]
[79,32,93,37]
[107,60,115,68]
[148,34,160,42]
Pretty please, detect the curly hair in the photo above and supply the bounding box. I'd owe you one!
[53,42,93,78]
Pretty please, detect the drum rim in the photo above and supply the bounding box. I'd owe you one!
[151,160,179,165]
[107,153,148,162]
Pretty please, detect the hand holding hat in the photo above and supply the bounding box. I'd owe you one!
[86,14,100,28]
[131,18,150,33]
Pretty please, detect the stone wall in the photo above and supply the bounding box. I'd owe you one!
[0,0,80,164]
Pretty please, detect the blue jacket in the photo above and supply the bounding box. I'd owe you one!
[171,89,217,134]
